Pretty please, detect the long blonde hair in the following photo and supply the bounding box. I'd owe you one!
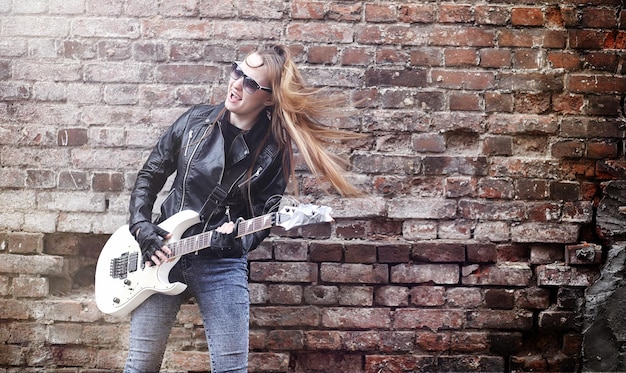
[252,44,363,197]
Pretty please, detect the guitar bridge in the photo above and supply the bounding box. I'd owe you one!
[110,252,139,279]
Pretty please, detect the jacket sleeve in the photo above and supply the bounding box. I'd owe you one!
[128,107,194,228]
[239,156,287,254]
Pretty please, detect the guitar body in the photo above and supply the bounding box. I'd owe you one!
[95,201,333,317]
[94,210,200,317]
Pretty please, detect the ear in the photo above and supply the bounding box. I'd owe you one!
[264,98,274,107]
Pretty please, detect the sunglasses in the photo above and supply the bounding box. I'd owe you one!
[230,62,272,95]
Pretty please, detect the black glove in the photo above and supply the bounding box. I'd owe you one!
[130,221,169,266]
[210,229,244,258]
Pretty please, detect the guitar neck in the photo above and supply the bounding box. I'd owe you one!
[168,212,276,257]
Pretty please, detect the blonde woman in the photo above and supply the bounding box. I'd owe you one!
[124,44,361,372]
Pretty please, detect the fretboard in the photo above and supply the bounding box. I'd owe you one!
[167,212,276,258]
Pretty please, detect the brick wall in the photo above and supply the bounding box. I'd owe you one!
[0,0,624,372]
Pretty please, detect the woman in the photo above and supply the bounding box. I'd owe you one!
[124,44,362,372]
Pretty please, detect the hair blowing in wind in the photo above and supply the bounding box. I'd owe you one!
[256,45,364,197]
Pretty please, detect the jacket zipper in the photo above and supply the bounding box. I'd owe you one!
[184,130,193,157]
[179,125,211,212]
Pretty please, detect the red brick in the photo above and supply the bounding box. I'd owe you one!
[328,2,362,22]
[268,284,302,305]
[582,7,618,28]
[377,243,411,263]
[344,243,377,263]
[302,285,338,305]
[339,286,373,306]
[466,310,534,330]
[485,92,513,112]
[366,354,436,372]
[515,179,549,200]
[411,242,465,263]
[375,286,409,307]
[536,264,599,287]
[365,4,397,22]
[291,0,325,20]
[415,331,451,351]
[322,307,391,329]
[430,27,495,47]
[412,133,446,153]
[466,243,497,263]
[410,286,446,307]
[431,69,495,90]
[480,49,511,68]
[475,5,509,25]
[304,331,342,350]
[462,263,532,286]
[439,355,505,372]
[250,306,319,327]
[548,51,582,70]
[250,262,318,283]
[478,178,515,199]
[294,352,362,373]
[511,7,544,26]
[449,92,481,111]
[391,264,459,285]
[307,45,338,64]
[399,4,436,23]
[438,4,473,23]
[92,172,124,192]
[393,309,464,330]
[587,141,618,159]
[309,242,342,262]
[249,352,290,372]
[451,332,489,352]
[266,330,304,350]
[484,289,515,309]
[274,241,308,261]
[515,287,551,309]
[341,47,374,66]
[57,128,88,147]
[320,263,388,284]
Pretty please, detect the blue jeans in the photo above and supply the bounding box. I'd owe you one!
[123,255,250,373]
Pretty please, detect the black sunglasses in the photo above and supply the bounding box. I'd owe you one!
[230,62,272,95]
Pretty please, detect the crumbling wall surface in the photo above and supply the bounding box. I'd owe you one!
[584,179,626,372]
[1,1,625,372]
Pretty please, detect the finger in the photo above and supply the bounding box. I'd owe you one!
[217,222,235,233]
[161,245,172,256]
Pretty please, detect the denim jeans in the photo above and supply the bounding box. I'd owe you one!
[123,255,250,373]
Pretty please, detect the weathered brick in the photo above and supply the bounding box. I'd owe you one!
[268,284,302,305]
[250,262,318,283]
[304,330,342,350]
[13,276,49,298]
[511,222,579,243]
[439,355,505,372]
[375,286,409,307]
[322,307,391,329]
[391,264,459,285]
[462,263,532,286]
[378,243,411,263]
[467,310,534,330]
[320,263,388,284]
[411,242,465,262]
[251,306,320,327]
[446,287,482,308]
[411,286,446,307]
[393,308,464,330]
[339,286,373,306]
[366,354,436,372]
[536,264,599,287]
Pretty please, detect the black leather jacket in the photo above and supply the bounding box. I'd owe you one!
[129,103,287,254]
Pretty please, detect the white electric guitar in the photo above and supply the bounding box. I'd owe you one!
[95,203,332,317]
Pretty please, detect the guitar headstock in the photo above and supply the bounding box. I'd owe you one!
[276,204,333,230]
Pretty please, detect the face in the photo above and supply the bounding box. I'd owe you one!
[225,53,274,129]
